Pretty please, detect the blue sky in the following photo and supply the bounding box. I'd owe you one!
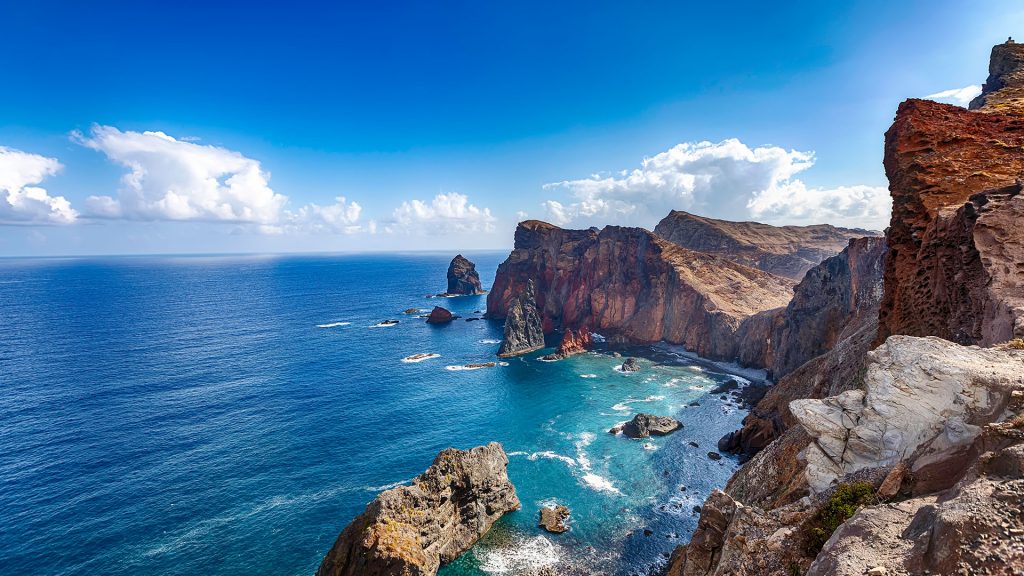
[1,0,1021,255]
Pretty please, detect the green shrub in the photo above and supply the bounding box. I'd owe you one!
[803,481,875,555]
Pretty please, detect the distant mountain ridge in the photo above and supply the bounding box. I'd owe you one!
[653,210,880,281]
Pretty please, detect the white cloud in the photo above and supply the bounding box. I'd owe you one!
[389,192,496,234]
[0,146,78,224]
[542,138,890,230]
[76,125,287,224]
[75,125,374,235]
[925,85,982,106]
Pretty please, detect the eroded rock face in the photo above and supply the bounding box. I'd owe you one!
[497,279,544,358]
[618,413,682,438]
[878,97,1024,346]
[538,505,570,534]
[539,328,592,361]
[653,210,878,281]
[791,336,1024,495]
[969,39,1024,114]
[316,443,520,576]
[486,221,794,362]
[445,255,485,295]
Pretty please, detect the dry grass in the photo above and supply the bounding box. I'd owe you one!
[998,338,1024,351]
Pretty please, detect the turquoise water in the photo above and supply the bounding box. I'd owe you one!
[0,253,750,575]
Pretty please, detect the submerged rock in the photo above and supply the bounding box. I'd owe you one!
[617,413,682,439]
[316,442,520,576]
[620,357,641,372]
[538,505,571,534]
[497,279,544,358]
[425,306,455,324]
[445,254,485,296]
[403,308,422,315]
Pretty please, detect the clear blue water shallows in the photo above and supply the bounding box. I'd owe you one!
[0,253,752,576]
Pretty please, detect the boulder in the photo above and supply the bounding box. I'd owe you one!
[445,254,485,296]
[538,505,570,534]
[425,306,455,324]
[620,357,641,372]
[316,443,520,576]
[497,279,544,358]
[619,413,682,439]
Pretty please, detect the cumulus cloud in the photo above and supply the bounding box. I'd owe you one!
[0,146,78,224]
[925,85,982,106]
[542,138,890,230]
[389,192,495,234]
[75,125,288,224]
[284,196,368,234]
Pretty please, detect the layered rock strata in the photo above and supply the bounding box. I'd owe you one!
[653,210,878,281]
[486,221,794,362]
[316,443,520,576]
[496,279,545,358]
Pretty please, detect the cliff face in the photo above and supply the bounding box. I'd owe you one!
[878,97,1024,346]
[969,39,1024,113]
[496,279,545,358]
[653,210,878,281]
[486,220,795,361]
[317,443,519,576]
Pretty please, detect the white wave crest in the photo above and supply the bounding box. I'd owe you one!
[611,395,665,411]
[581,473,621,494]
[579,373,597,378]
[508,450,577,468]
[479,339,502,344]
[476,535,562,573]
[316,321,351,328]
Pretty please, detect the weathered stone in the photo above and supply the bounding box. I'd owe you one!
[538,505,570,534]
[620,357,641,372]
[424,306,455,324]
[316,443,520,576]
[618,413,682,438]
[539,328,591,360]
[445,254,485,295]
[497,279,544,358]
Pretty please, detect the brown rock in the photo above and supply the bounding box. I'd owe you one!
[486,221,794,362]
[497,279,545,358]
[654,209,878,281]
[538,505,570,534]
[445,254,485,295]
[619,413,682,438]
[316,443,520,576]
[425,306,455,324]
[539,328,592,360]
[969,38,1024,114]
[878,97,1024,346]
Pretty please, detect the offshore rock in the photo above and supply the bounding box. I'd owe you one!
[653,210,878,281]
[424,306,455,324]
[486,221,793,362]
[878,97,1024,346]
[316,443,520,576]
[445,254,485,295]
[538,505,571,534]
[618,413,682,438]
[496,279,544,358]
[619,357,641,372]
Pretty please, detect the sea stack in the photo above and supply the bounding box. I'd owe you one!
[497,279,545,358]
[316,443,520,576]
[446,254,485,295]
[425,306,455,324]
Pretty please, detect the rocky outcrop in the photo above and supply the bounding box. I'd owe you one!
[615,413,682,438]
[496,279,544,358]
[316,443,520,576]
[539,328,591,361]
[620,357,641,372]
[538,505,571,534]
[791,335,1024,495]
[654,210,878,281]
[969,38,1024,114]
[425,306,455,324]
[445,254,485,296]
[878,96,1024,346]
[486,221,794,362]
[718,237,886,459]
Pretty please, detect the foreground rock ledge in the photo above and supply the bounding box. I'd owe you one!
[316,442,520,576]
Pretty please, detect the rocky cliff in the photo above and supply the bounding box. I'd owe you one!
[486,220,794,362]
[496,279,545,358]
[878,93,1024,346]
[445,254,485,295]
[653,210,877,281]
[969,38,1024,113]
[317,443,519,576]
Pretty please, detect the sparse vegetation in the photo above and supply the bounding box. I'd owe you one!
[802,481,876,555]
[999,337,1024,350]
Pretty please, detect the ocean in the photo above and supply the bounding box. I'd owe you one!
[0,253,752,576]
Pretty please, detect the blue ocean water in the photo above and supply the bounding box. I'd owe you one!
[0,253,752,576]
